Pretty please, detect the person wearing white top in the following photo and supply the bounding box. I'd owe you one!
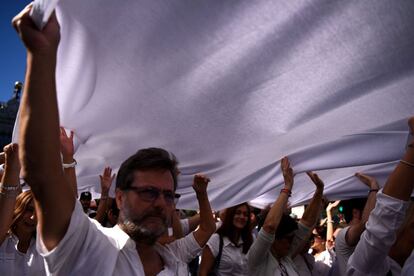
[0,144,46,275]
[12,5,216,275]
[199,202,253,276]
[247,158,324,276]
[347,116,414,276]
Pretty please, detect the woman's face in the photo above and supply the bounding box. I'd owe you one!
[232,205,249,230]
[15,200,37,234]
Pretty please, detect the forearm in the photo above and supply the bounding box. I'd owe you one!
[0,164,20,243]
[300,187,323,228]
[193,192,215,246]
[326,210,334,243]
[94,196,110,223]
[263,191,289,234]
[171,211,184,239]
[63,153,78,198]
[19,53,75,249]
[383,146,414,201]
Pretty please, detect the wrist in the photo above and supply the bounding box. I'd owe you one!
[280,187,292,197]
[62,155,75,163]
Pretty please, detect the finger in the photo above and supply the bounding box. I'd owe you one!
[12,3,33,32]
[60,127,68,137]
[70,130,74,140]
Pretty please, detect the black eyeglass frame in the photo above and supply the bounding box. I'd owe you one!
[123,186,181,205]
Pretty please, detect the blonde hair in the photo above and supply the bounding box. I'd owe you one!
[10,190,34,236]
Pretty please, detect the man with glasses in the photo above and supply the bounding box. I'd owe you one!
[13,5,216,275]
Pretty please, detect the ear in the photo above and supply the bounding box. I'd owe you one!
[115,188,124,210]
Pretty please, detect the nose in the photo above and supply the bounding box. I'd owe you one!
[153,192,168,208]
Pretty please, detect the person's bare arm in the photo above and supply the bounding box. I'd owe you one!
[326,200,340,250]
[383,117,414,200]
[187,213,201,233]
[60,127,78,198]
[191,174,216,247]
[345,173,379,247]
[199,245,216,276]
[300,172,324,228]
[14,6,75,250]
[263,157,294,234]
[171,209,184,239]
[0,144,21,244]
[95,167,115,223]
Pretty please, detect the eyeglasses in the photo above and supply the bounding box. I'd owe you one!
[125,186,181,205]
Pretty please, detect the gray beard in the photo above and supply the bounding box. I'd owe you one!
[120,216,167,245]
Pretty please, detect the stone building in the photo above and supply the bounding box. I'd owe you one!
[0,82,21,149]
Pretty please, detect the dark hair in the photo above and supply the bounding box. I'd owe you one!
[116,148,179,191]
[216,203,253,254]
[341,198,366,224]
[275,213,298,239]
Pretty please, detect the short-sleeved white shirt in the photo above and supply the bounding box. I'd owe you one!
[0,233,46,275]
[206,233,248,276]
[37,201,202,275]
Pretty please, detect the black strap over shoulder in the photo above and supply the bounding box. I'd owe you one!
[208,234,224,276]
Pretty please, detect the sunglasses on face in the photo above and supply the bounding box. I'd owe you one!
[124,186,181,205]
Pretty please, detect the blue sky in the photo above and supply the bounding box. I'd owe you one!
[0,1,32,102]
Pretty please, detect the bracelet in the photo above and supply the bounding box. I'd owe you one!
[0,184,20,191]
[400,159,414,168]
[280,188,292,197]
[0,184,20,198]
[369,189,379,193]
[62,159,77,169]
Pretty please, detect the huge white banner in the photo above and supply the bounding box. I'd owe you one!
[25,0,414,210]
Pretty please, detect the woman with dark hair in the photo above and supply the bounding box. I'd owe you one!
[199,202,253,276]
[0,144,45,275]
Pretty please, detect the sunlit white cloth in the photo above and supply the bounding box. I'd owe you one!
[19,0,414,210]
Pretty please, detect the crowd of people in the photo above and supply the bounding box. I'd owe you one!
[0,4,413,276]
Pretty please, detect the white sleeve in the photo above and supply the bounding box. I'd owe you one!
[206,233,220,257]
[37,201,117,275]
[165,231,203,263]
[180,218,190,235]
[247,228,273,272]
[347,191,408,276]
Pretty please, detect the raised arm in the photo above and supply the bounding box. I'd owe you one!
[14,6,75,250]
[60,127,78,198]
[383,117,414,200]
[300,171,325,228]
[0,144,21,244]
[326,200,340,250]
[345,173,379,247]
[262,157,294,234]
[191,174,216,247]
[95,166,115,223]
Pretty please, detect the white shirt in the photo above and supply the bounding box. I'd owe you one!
[37,201,202,275]
[247,222,310,276]
[206,233,248,276]
[0,233,46,275]
[347,191,408,276]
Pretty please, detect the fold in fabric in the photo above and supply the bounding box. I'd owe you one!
[22,0,414,209]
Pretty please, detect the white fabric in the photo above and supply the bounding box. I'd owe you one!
[25,0,414,210]
[402,250,414,276]
[347,191,408,276]
[0,234,46,275]
[206,233,248,276]
[37,201,202,275]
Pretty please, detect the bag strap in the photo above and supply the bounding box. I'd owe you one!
[211,234,224,273]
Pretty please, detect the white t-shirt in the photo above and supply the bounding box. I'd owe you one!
[0,233,46,275]
[37,201,202,275]
[206,233,248,276]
